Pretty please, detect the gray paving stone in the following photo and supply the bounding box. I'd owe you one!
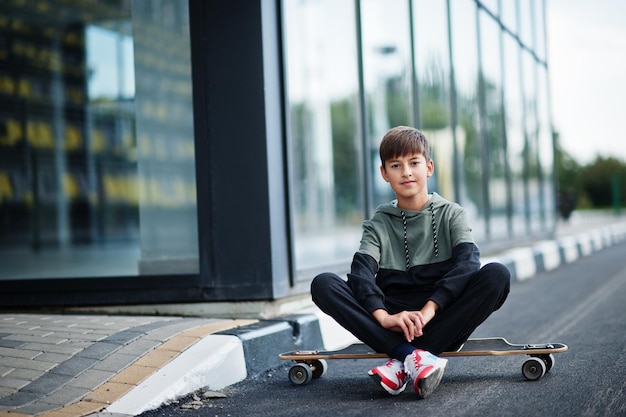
[142,319,212,341]
[114,338,160,357]
[0,338,26,348]
[0,376,29,390]
[79,330,112,341]
[25,325,93,333]
[0,356,56,372]
[33,351,73,363]
[75,342,123,360]
[0,365,14,377]
[91,352,137,372]
[0,387,14,398]
[3,367,45,382]
[87,329,129,336]
[141,327,185,342]
[61,339,94,349]
[7,401,57,415]
[0,390,39,407]
[65,369,116,390]
[0,346,43,359]
[104,330,145,345]
[37,331,110,342]
[71,324,127,332]
[65,318,154,331]
[126,320,181,335]
[40,385,91,407]
[20,373,70,395]
[3,327,56,337]
[49,357,98,376]
[20,342,85,355]
[5,334,69,345]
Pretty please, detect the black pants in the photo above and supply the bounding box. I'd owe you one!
[311,262,510,356]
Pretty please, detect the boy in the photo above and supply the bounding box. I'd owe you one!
[311,126,510,399]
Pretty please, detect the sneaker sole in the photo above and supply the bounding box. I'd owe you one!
[368,371,408,396]
[415,363,446,399]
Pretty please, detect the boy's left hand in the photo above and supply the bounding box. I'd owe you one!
[372,309,423,342]
[401,300,440,341]
[373,300,439,342]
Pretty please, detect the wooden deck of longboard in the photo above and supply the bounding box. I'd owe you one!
[279,337,568,361]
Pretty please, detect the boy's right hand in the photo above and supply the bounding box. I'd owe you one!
[372,309,425,342]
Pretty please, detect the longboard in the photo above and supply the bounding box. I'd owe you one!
[279,337,568,385]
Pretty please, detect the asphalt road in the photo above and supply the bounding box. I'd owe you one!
[141,241,626,417]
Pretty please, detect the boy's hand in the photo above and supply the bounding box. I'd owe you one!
[372,309,425,342]
[372,301,439,342]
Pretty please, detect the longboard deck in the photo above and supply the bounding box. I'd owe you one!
[280,337,568,383]
[279,337,568,360]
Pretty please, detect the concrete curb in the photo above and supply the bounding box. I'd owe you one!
[100,220,626,415]
[486,221,626,282]
[104,335,246,416]
[100,316,325,416]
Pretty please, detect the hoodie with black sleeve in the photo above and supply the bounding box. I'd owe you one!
[347,192,480,314]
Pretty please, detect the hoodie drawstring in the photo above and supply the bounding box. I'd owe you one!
[430,202,439,258]
[400,202,438,271]
[400,210,410,270]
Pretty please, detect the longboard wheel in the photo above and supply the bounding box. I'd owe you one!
[289,363,313,385]
[544,353,555,372]
[311,359,328,379]
[531,353,555,373]
[522,357,546,381]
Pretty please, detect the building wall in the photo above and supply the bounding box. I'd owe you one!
[0,0,555,308]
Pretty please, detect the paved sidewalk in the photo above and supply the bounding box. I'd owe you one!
[0,212,625,417]
[0,317,258,417]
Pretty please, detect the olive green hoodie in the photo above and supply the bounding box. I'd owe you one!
[347,192,480,313]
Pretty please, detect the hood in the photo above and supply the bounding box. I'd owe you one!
[374,192,446,218]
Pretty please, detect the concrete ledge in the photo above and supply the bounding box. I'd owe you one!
[105,335,246,416]
[217,314,324,375]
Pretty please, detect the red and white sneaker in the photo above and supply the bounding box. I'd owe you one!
[368,358,408,395]
[403,349,448,399]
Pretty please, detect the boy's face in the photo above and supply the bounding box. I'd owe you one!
[380,153,434,204]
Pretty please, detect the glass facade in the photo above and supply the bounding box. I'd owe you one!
[284,0,556,272]
[0,0,556,305]
[0,0,198,280]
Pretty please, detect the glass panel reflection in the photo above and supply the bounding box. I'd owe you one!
[522,50,541,232]
[479,10,508,239]
[450,0,484,241]
[413,0,455,201]
[503,33,526,236]
[0,0,198,279]
[536,66,555,225]
[361,0,414,207]
[283,0,363,272]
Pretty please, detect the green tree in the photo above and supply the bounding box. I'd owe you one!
[579,156,626,209]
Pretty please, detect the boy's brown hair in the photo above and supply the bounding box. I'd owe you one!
[379,126,431,168]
